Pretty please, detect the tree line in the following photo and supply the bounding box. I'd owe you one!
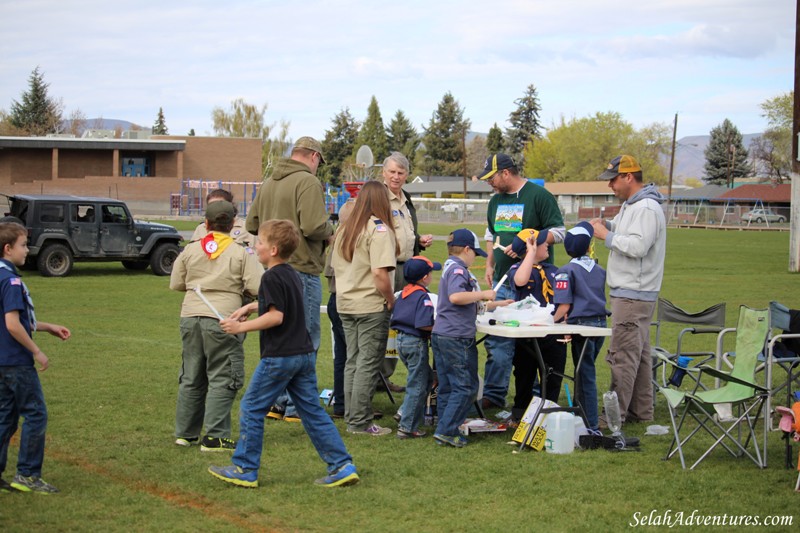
[1,67,792,187]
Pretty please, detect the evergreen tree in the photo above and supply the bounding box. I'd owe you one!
[385,109,419,161]
[353,96,387,162]
[188,128,196,136]
[703,119,750,187]
[153,107,168,135]
[486,122,504,153]
[9,66,63,136]
[321,107,360,186]
[420,92,471,176]
[505,84,542,166]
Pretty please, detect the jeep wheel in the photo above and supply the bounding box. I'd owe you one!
[122,260,149,271]
[756,217,764,223]
[150,243,181,276]
[778,216,786,223]
[37,243,73,277]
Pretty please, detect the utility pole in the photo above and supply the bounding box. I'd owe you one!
[791,0,800,271]
[668,113,678,200]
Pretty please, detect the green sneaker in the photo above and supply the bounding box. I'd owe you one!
[11,474,59,494]
[0,478,20,493]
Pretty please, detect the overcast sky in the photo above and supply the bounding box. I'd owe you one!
[0,0,794,142]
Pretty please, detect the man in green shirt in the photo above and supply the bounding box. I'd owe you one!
[479,154,565,409]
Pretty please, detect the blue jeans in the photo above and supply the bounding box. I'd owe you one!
[232,353,352,474]
[327,293,347,415]
[397,333,432,433]
[432,334,479,437]
[570,316,607,430]
[274,272,322,417]
[0,366,47,478]
[482,283,515,406]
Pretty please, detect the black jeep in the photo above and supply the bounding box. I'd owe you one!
[2,194,183,277]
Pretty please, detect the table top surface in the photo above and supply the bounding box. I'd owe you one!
[476,322,612,338]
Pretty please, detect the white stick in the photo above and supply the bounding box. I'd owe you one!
[193,286,224,320]
[493,273,508,293]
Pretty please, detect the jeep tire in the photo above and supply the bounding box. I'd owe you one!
[150,243,181,276]
[37,243,74,277]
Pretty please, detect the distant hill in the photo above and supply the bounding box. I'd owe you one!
[59,118,144,136]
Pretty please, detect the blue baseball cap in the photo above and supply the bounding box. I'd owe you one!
[403,256,442,283]
[564,221,593,258]
[448,229,488,257]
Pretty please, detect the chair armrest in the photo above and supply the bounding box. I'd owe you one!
[714,327,737,388]
[697,365,769,393]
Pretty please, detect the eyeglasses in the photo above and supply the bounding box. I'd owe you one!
[487,169,504,183]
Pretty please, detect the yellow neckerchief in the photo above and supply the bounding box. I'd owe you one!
[587,240,597,261]
[532,264,553,304]
[201,231,234,259]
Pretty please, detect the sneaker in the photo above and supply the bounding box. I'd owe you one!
[347,424,392,436]
[393,411,402,423]
[174,437,199,447]
[314,463,360,487]
[283,415,302,423]
[433,433,468,448]
[330,411,344,419]
[0,478,20,493]
[266,405,286,420]
[208,465,258,488]
[200,436,236,452]
[10,474,59,494]
[396,428,427,439]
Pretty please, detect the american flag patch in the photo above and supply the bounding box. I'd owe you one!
[453,268,464,275]
[10,277,21,286]
[424,299,433,307]
[555,280,568,290]
[376,224,387,232]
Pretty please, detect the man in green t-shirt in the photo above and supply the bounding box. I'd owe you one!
[479,154,565,409]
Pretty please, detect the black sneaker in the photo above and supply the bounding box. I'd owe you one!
[200,436,236,452]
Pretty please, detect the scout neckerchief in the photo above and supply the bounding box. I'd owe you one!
[0,261,36,332]
[401,283,428,299]
[570,255,596,273]
[532,264,554,304]
[201,232,234,259]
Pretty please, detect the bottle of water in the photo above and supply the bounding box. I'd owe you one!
[602,391,622,435]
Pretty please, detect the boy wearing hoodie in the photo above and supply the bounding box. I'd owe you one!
[590,155,666,425]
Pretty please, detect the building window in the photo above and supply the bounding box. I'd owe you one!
[122,155,151,177]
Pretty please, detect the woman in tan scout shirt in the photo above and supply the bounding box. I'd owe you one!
[332,181,399,436]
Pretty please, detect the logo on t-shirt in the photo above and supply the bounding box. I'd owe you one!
[494,204,524,233]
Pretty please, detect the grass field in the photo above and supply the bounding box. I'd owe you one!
[1,226,799,531]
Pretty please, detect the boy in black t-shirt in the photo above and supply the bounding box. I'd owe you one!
[209,220,359,488]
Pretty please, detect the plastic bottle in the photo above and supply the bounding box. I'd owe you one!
[602,391,622,435]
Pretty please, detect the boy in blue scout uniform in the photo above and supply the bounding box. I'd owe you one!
[0,222,71,494]
[431,229,511,447]
[507,228,566,424]
[390,256,441,439]
[553,221,608,434]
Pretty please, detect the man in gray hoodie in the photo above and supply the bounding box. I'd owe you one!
[590,155,666,424]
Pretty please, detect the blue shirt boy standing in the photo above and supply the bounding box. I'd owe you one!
[553,221,608,432]
[0,222,70,494]
[390,256,441,438]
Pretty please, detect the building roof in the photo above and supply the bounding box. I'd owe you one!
[714,183,791,203]
[670,184,729,200]
[0,136,185,151]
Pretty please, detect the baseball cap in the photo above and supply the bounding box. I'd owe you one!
[403,255,442,283]
[448,228,488,257]
[205,200,236,223]
[598,155,641,180]
[294,136,326,163]
[511,228,549,256]
[564,221,593,258]
[478,153,517,180]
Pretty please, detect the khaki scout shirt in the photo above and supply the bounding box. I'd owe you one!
[169,238,264,319]
[332,216,397,314]
[191,218,254,248]
[388,189,416,263]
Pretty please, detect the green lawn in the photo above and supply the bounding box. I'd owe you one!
[1,226,798,532]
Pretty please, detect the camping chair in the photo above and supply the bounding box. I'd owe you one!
[651,299,727,405]
[658,305,770,470]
